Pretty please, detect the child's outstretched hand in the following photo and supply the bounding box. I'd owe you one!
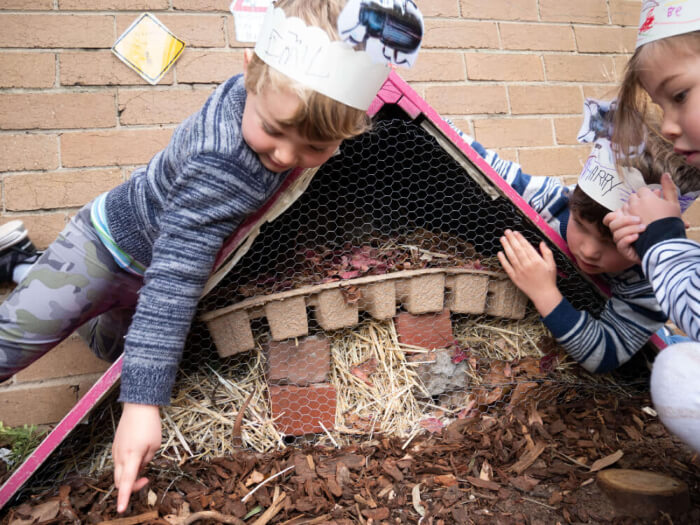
[113,403,162,513]
[624,172,681,225]
[498,229,562,317]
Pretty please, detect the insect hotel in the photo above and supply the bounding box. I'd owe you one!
[0,73,628,506]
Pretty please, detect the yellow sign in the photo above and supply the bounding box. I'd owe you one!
[112,13,185,85]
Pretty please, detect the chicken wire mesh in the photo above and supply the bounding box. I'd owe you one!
[5,100,653,504]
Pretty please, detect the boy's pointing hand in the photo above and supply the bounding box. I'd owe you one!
[113,403,162,513]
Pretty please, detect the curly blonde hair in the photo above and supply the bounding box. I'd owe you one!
[244,0,370,142]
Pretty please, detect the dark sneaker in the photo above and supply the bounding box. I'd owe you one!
[0,220,40,283]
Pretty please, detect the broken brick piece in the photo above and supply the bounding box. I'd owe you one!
[269,384,337,436]
[395,308,453,350]
[265,335,331,385]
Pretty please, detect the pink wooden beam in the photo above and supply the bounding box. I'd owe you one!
[0,359,123,508]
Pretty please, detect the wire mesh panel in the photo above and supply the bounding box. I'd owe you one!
[178,104,614,453]
[5,86,645,507]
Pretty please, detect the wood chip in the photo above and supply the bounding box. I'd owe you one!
[510,441,546,475]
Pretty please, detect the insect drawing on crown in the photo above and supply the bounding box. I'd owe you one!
[339,0,423,67]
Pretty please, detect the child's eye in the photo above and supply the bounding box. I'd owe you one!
[673,90,688,104]
[308,144,329,153]
[262,123,280,136]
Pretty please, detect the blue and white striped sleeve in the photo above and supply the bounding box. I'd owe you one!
[542,272,666,373]
[643,238,700,341]
[445,121,568,217]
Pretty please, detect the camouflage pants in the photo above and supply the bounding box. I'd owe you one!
[0,204,143,380]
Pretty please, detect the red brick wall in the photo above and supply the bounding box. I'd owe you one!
[1,0,673,425]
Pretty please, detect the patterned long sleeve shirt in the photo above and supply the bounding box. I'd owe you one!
[456,131,666,372]
[105,75,285,405]
[636,218,700,341]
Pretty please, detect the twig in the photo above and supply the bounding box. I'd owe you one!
[98,510,159,525]
[164,411,193,457]
[241,465,295,503]
[84,481,110,494]
[319,420,340,448]
[521,496,557,510]
[278,515,333,525]
[552,449,589,469]
[233,391,255,446]
[401,428,420,450]
[99,485,115,505]
[251,488,287,525]
[181,510,245,525]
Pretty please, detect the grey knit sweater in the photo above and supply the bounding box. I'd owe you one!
[105,74,285,406]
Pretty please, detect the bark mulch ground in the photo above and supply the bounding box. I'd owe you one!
[3,390,700,525]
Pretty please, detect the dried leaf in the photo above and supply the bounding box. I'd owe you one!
[508,382,538,408]
[510,475,540,492]
[244,470,265,486]
[465,475,500,491]
[479,459,493,481]
[457,400,476,420]
[336,461,351,487]
[411,483,426,517]
[419,417,444,434]
[8,499,60,525]
[434,474,458,487]
[589,450,623,472]
[452,345,469,364]
[527,400,544,426]
[351,357,378,385]
[539,352,559,373]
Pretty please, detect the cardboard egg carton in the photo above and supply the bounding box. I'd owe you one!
[201,268,527,357]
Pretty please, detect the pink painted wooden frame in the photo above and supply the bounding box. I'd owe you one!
[0,70,663,510]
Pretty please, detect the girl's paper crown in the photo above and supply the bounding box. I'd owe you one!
[636,0,700,49]
[254,1,423,111]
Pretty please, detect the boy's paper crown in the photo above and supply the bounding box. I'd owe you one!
[254,1,423,111]
[578,138,648,212]
[637,0,700,49]
[576,97,700,212]
[576,99,639,211]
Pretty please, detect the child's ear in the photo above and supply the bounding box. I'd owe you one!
[243,49,253,77]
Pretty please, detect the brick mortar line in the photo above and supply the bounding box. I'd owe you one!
[0,85,615,96]
[0,123,178,132]
[2,167,121,176]
[0,49,630,56]
[0,10,231,15]
[0,371,106,391]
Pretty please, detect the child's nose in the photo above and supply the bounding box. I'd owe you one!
[581,240,601,259]
[274,143,297,166]
[661,111,682,140]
